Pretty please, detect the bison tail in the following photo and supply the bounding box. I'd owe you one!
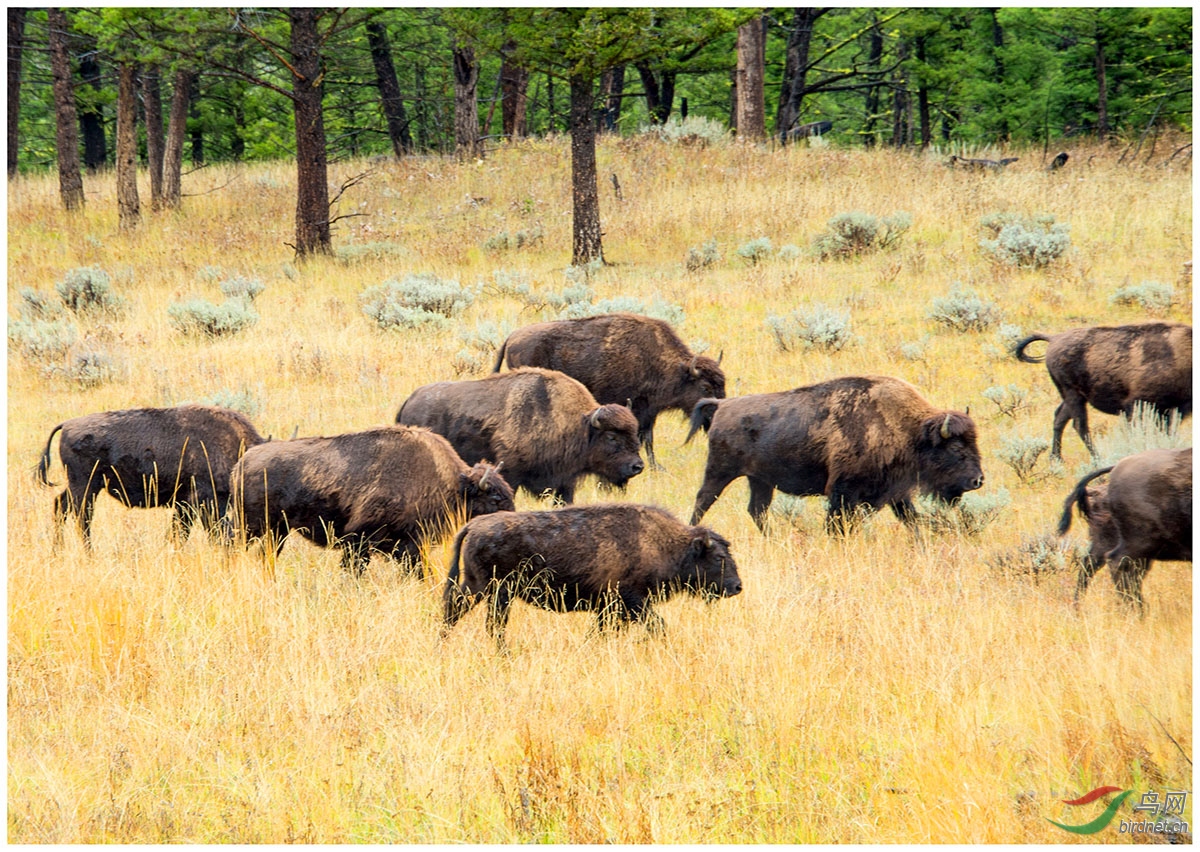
[684,399,721,445]
[36,423,64,487]
[1014,333,1051,364]
[1056,466,1114,535]
[491,338,508,374]
[445,523,470,587]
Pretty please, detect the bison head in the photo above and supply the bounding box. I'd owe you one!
[583,404,644,487]
[916,411,985,502]
[459,462,516,518]
[677,528,742,599]
[676,353,727,415]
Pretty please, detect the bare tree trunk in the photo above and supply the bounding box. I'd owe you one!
[143,64,165,209]
[78,33,106,172]
[916,37,931,149]
[48,8,84,210]
[601,64,624,133]
[500,48,529,140]
[189,74,204,165]
[365,21,412,157]
[162,68,194,210]
[777,8,827,143]
[635,63,675,125]
[863,16,884,147]
[735,16,766,141]
[891,41,910,148]
[990,9,1008,139]
[289,8,331,257]
[1094,35,1109,141]
[8,8,25,178]
[116,62,140,230]
[452,41,480,160]
[569,74,602,265]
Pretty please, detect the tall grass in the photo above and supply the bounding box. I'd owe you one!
[8,135,1192,842]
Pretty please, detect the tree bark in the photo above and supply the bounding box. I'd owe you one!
[601,64,624,133]
[142,64,165,209]
[289,8,331,257]
[48,8,84,210]
[452,41,480,160]
[735,16,766,141]
[189,73,204,165]
[499,47,529,140]
[78,34,106,172]
[891,41,910,147]
[365,21,412,157]
[990,9,1008,139]
[8,8,26,178]
[916,37,931,149]
[863,16,884,147]
[569,74,602,265]
[116,62,141,230]
[1094,34,1109,140]
[777,8,827,142]
[162,67,195,210]
[635,62,675,124]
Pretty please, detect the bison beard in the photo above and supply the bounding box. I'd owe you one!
[441,504,742,648]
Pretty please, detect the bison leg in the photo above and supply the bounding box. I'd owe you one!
[1073,553,1103,608]
[888,498,917,527]
[1051,390,1094,459]
[339,537,370,577]
[51,490,74,548]
[1110,556,1150,617]
[485,585,515,649]
[170,502,198,542]
[640,422,666,472]
[442,580,482,636]
[691,467,738,526]
[747,478,776,533]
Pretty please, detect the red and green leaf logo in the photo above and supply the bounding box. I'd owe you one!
[1047,786,1134,835]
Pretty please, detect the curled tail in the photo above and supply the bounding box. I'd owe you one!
[491,337,509,373]
[1057,466,1114,535]
[1014,333,1052,364]
[684,398,721,445]
[445,524,470,588]
[37,423,64,486]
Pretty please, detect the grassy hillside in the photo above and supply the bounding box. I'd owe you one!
[7,133,1192,842]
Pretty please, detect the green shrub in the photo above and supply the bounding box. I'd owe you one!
[735,237,773,266]
[219,275,266,303]
[168,298,259,338]
[360,273,475,331]
[335,242,409,265]
[989,533,1078,581]
[564,259,605,286]
[927,285,1001,331]
[201,387,263,417]
[483,226,544,253]
[1084,401,1189,473]
[56,266,124,315]
[812,211,911,259]
[459,320,513,354]
[561,295,684,325]
[979,214,1070,267]
[8,318,79,360]
[997,435,1054,483]
[486,270,534,300]
[916,488,1010,537]
[777,244,803,262]
[767,304,856,352]
[981,384,1030,418]
[1109,281,1174,313]
[685,238,721,272]
[541,281,594,312]
[899,335,931,362]
[16,288,65,320]
[643,115,729,147]
[50,343,119,388]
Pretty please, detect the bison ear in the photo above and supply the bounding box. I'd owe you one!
[689,530,712,556]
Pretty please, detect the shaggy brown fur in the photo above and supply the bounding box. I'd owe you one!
[396,367,643,503]
[686,375,984,533]
[442,503,742,647]
[1015,322,1192,459]
[228,426,514,575]
[38,405,266,547]
[493,313,725,467]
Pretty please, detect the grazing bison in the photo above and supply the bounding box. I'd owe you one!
[1058,447,1192,614]
[228,426,514,575]
[37,405,265,547]
[492,313,725,468]
[685,375,985,533]
[1015,322,1192,459]
[442,503,742,646]
[396,367,644,503]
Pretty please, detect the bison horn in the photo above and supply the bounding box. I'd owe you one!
[479,467,492,491]
[689,355,699,377]
[716,349,724,366]
[589,408,604,428]
[940,413,953,440]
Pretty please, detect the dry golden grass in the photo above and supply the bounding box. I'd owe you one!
[8,133,1192,842]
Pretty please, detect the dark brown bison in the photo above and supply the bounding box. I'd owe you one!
[685,375,985,533]
[37,405,266,547]
[1058,446,1192,614]
[396,367,644,503]
[228,426,514,575]
[1015,322,1192,459]
[492,313,725,467]
[442,503,742,646]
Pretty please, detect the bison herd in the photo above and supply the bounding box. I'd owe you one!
[37,313,1192,641]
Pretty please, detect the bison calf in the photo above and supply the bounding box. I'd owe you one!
[442,504,743,647]
[229,426,514,575]
[1059,446,1192,614]
[493,313,726,468]
[686,375,985,533]
[38,405,266,547]
[1015,322,1192,459]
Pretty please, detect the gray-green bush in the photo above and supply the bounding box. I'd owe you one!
[1109,281,1174,313]
[360,273,475,331]
[979,214,1070,268]
[767,304,856,352]
[916,488,1011,537]
[981,384,1030,418]
[56,266,124,315]
[219,275,266,303]
[735,237,773,266]
[168,298,260,338]
[812,211,911,259]
[8,318,79,360]
[685,239,721,272]
[560,295,685,325]
[927,285,1001,331]
[997,435,1054,483]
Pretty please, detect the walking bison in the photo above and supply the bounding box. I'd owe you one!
[1058,446,1192,614]
[1015,322,1192,459]
[228,426,514,575]
[685,375,985,533]
[441,503,743,647]
[37,405,266,547]
[492,313,725,467]
[396,367,644,503]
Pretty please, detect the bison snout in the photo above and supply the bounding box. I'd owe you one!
[629,459,645,477]
[725,578,743,596]
[970,473,985,491]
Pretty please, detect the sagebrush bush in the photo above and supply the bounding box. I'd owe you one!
[1109,281,1174,313]
[685,238,721,272]
[541,281,594,311]
[927,285,1001,331]
[981,384,1030,418]
[16,288,65,320]
[335,241,409,265]
[459,320,513,353]
[812,211,911,259]
[997,435,1054,483]
[899,335,931,362]
[483,226,544,253]
[988,533,1078,581]
[360,273,475,331]
[916,488,1011,537]
[777,244,803,261]
[168,297,260,338]
[561,295,685,325]
[8,318,79,360]
[60,345,119,388]
[486,270,534,300]
[56,266,124,315]
[735,237,773,265]
[200,387,263,417]
[767,304,856,352]
[1084,401,1189,473]
[219,275,266,303]
[563,259,605,285]
[643,114,729,147]
[978,213,1070,267]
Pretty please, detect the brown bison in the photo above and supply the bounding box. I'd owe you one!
[396,367,644,503]
[1015,322,1192,459]
[686,375,985,533]
[228,426,514,575]
[441,503,742,646]
[1058,446,1192,614]
[492,313,725,468]
[37,405,266,547]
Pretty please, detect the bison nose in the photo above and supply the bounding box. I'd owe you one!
[727,578,743,596]
[972,474,985,490]
[629,459,645,476]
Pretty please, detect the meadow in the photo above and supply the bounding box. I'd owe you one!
[7,130,1192,842]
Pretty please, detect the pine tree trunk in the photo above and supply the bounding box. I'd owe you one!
[1094,36,1109,141]
[289,8,331,257]
[735,16,766,141]
[777,8,824,142]
[162,68,194,210]
[143,64,165,209]
[569,74,603,265]
[500,49,529,140]
[365,21,412,157]
[916,37,931,149]
[635,63,673,125]
[78,34,106,172]
[452,42,480,160]
[189,74,204,165]
[8,8,25,178]
[48,8,84,210]
[863,17,883,147]
[116,62,141,230]
[601,65,624,133]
